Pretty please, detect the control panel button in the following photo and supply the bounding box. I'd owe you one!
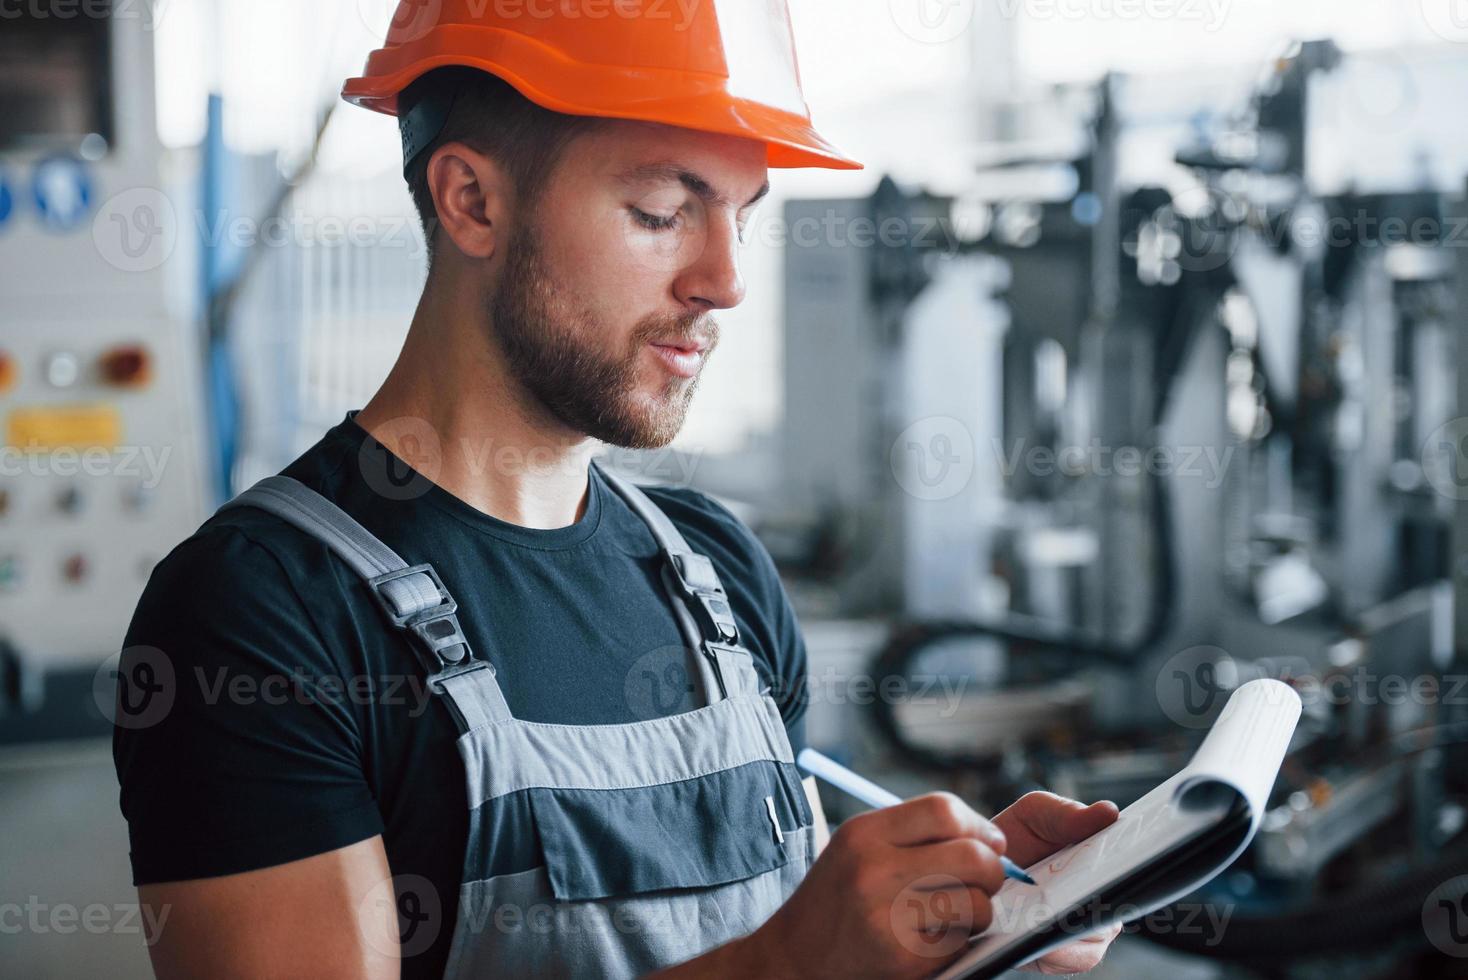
[56,485,84,515]
[62,552,89,585]
[121,482,153,514]
[43,351,81,388]
[100,345,153,388]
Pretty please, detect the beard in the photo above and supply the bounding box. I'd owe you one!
[488,224,718,450]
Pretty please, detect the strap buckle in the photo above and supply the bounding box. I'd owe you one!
[368,564,472,668]
[666,551,740,645]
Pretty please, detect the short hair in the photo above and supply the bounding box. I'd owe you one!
[401,67,603,267]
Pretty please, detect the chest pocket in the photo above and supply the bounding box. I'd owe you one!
[531,757,813,901]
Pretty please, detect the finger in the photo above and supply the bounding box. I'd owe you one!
[1022,938,1112,974]
[1006,791,1119,846]
[1018,923,1123,974]
[905,838,1007,894]
[871,793,1007,850]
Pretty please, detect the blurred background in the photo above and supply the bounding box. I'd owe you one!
[3,1,1468,976]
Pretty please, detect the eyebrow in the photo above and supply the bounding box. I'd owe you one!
[619,163,770,211]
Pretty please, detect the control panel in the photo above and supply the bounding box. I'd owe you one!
[0,7,208,672]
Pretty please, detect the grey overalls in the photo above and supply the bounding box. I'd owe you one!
[224,464,816,977]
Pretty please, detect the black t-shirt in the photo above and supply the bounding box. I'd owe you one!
[113,413,809,978]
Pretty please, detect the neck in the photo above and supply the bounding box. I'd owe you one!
[355,275,597,529]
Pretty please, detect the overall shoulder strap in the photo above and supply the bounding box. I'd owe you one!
[221,476,512,730]
[594,463,760,701]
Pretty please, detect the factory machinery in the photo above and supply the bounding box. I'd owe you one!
[777,41,1468,976]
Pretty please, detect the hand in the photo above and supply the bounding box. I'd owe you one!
[748,793,1012,979]
[992,791,1123,974]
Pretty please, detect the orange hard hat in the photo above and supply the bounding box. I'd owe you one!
[342,0,862,172]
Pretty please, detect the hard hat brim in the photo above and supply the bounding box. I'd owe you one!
[342,26,862,171]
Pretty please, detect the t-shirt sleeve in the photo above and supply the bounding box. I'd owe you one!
[112,524,384,885]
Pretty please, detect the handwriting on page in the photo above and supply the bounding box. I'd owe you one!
[1036,781,1180,891]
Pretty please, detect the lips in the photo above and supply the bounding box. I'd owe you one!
[648,341,706,379]
[650,337,710,355]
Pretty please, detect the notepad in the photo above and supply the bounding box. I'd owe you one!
[934,678,1302,980]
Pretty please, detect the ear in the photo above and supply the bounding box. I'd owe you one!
[425,141,510,261]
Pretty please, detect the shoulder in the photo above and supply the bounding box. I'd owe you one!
[145,516,297,608]
[126,499,354,679]
[140,423,363,621]
[144,505,328,608]
[635,480,778,586]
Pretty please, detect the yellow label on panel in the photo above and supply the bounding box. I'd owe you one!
[5,405,122,451]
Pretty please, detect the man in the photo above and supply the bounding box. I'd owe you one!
[114,3,1122,977]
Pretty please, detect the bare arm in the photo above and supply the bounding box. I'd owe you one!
[139,836,401,980]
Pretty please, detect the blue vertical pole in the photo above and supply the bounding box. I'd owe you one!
[202,93,240,503]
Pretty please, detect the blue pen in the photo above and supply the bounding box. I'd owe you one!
[796,747,1037,886]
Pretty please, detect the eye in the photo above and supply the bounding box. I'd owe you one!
[737,205,762,246]
[631,207,682,232]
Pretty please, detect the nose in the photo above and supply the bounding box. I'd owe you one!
[673,213,745,312]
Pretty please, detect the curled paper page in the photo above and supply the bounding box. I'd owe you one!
[933,679,1302,980]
